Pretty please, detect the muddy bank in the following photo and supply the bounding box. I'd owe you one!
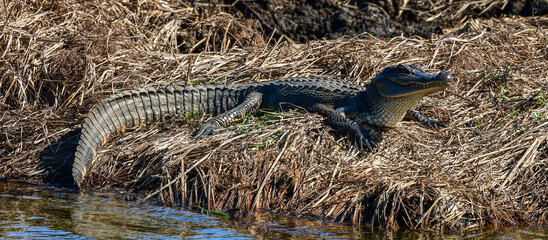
[231,0,547,42]
[142,0,548,53]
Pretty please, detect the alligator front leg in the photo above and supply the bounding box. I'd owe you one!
[405,110,447,129]
[328,106,380,151]
[193,92,263,138]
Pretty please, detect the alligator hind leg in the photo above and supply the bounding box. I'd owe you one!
[193,92,263,138]
[405,110,447,129]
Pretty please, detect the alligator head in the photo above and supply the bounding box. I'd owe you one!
[373,64,453,98]
[363,64,453,127]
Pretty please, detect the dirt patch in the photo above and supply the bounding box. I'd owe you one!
[233,0,442,42]
[231,0,548,43]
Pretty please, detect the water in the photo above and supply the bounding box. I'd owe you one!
[0,182,360,239]
[0,182,546,239]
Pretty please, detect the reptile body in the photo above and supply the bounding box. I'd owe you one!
[73,64,453,188]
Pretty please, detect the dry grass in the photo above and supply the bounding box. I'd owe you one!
[1,0,547,231]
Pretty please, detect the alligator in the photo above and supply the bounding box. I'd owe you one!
[73,64,453,188]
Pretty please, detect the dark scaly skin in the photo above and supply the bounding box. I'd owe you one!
[73,64,453,188]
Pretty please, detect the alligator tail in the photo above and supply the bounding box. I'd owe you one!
[73,85,244,188]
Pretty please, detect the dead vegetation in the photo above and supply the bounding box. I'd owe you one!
[1,0,547,231]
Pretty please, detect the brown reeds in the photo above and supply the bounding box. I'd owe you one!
[1,0,547,230]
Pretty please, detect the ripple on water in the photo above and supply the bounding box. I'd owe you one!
[0,182,546,239]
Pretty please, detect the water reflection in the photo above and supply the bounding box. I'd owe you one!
[0,182,252,239]
[0,182,546,239]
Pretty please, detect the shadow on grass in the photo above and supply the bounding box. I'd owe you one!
[39,129,80,188]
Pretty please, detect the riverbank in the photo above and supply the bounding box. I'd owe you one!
[1,0,547,230]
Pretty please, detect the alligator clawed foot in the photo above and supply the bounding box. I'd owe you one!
[353,128,379,151]
[193,122,218,139]
[424,119,447,129]
[406,110,448,130]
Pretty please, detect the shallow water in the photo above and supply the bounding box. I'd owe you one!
[0,182,546,239]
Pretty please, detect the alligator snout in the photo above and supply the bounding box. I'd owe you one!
[435,72,453,82]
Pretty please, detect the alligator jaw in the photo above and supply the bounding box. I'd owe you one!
[374,68,453,98]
